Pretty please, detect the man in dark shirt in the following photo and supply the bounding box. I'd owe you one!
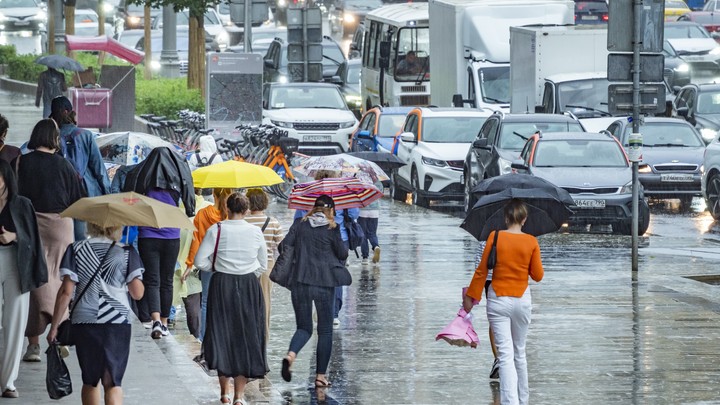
[396,51,423,75]
[35,67,67,119]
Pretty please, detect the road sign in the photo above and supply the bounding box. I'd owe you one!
[607,0,664,53]
[288,43,322,62]
[206,52,263,134]
[608,53,665,82]
[607,83,666,115]
[287,62,323,82]
[286,6,323,82]
[229,0,268,26]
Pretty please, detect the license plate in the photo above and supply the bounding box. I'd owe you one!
[581,15,599,20]
[661,173,693,182]
[574,199,606,209]
[14,21,30,26]
[304,135,331,142]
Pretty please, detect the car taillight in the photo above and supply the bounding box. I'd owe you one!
[602,14,609,21]
[708,25,720,32]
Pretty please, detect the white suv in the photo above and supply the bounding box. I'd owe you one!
[262,83,358,155]
[391,107,492,206]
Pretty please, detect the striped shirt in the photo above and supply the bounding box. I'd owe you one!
[245,213,284,260]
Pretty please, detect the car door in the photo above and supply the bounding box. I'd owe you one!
[685,88,698,125]
[475,118,499,179]
[396,113,419,183]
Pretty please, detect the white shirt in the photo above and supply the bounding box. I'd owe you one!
[194,219,268,277]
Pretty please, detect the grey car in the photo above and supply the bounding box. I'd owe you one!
[605,117,705,205]
[0,0,46,34]
[511,131,650,235]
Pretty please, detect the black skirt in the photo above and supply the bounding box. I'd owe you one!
[203,271,268,379]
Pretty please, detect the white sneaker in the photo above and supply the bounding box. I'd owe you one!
[372,246,381,263]
[142,321,153,329]
[22,344,41,362]
[333,318,340,327]
[161,324,170,337]
[151,321,163,339]
[361,258,369,265]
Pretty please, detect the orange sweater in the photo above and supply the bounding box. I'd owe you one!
[185,205,223,269]
[466,231,544,301]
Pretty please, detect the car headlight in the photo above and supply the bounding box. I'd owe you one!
[498,157,512,175]
[278,0,287,7]
[338,121,356,129]
[103,3,114,13]
[128,16,141,25]
[638,164,652,173]
[278,75,288,84]
[216,31,229,45]
[711,47,720,55]
[422,156,447,167]
[700,127,718,143]
[620,181,633,194]
[674,63,689,73]
[345,95,362,107]
[34,10,46,20]
[270,120,293,128]
[150,60,161,71]
[700,164,705,175]
[344,13,355,23]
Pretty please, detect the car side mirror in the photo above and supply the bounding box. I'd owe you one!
[262,100,268,109]
[511,161,529,171]
[357,130,372,139]
[472,138,488,149]
[379,41,391,58]
[672,86,682,93]
[676,106,689,117]
[400,132,416,143]
[264,58,275,69]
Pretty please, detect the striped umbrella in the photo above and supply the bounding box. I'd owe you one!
[293,154,389,184]
[288,177,384,210]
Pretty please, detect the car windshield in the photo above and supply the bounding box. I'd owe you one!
[346,64,360,84]
[0,0,37,7]
[323,44,345,67]
[149,35,189,53]
[666,1,689,9]
[345,0,383,6]
[172,10,219,25]
[270,86,346,109]
[664,25,710,39]
[421,117,487,143]
[253,30,286,44]
[393,27,430,81]
[556,78,610,115]
[498,122,584,150]
[377,114,406,137]
[76,12,98,23]
[697,91,720,114]
[623,123,704,147]
[705,0,720,11]
[575,1,607,12]
[478,67,509,104]
[534,140,627,167]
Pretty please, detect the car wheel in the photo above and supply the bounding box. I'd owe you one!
[411,168,429,207]
[463,170,476,213]
[614,201,650,236]
[707,172,720,220]
[390,170,405,201]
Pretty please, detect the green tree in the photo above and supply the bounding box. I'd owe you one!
[128,0,219,94]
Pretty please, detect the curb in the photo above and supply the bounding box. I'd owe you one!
[0,76,37,97]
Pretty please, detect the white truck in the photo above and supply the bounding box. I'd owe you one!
[428,0,575,111]
[509,25,611,117]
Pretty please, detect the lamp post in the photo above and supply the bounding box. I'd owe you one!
[159,5,180,78]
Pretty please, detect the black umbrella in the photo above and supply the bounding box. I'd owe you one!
[34,55,85,72]
[471,173,564,198]
[344,151,405,172]
[460,187,575,241]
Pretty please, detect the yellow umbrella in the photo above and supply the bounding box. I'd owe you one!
[61,192,194,230]
[192,160,284,189]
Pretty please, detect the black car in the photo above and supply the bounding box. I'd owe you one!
[605,117,705,205]
[117,0,160,30]
[673,83,720,143]
[263,36,347,84]
[329,0,383,37]
[574,0,608,24]
[463,112,585,212]
[663,40,692,90]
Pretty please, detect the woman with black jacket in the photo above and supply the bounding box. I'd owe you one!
[279,195,350,388]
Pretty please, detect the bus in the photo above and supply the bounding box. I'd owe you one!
[361,3,431,112]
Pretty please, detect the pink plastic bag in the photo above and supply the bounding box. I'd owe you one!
[435,308,480,349]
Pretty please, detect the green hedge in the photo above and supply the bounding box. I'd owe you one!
[6,54,47,83]
[136,78,204,119]
[0,45,16,65]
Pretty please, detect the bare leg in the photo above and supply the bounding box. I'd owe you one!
[219,376,231,403]
[233,376,247,402]
[28,336,39,345]
[81,384,101,405]
[104,387,123,405]
[151,312,160,322]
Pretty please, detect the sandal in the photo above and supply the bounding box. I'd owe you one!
[233,399,247,405]
[220,394,231,404]
[281,357,292,382]
[315,379,332,388]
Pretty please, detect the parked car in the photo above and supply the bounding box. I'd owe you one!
[262,82,358,155]
[74,8,114,37]
[0,0,46,34]
[117,0,160,30]
[678,0,720,35]
[574,0,608,24]
[391,107,492,206]
[263,35,347,83]
[662,40,692,89]
[151,8,229,52]
[511,131,650,235]
[349,106,412,153]
[664,22,720,83]
[673,83,720,143]
[135,28,190,75]
[665,0,691,21]
[463,112,585,212]
[329,0,382,36]
[605,117,705,205]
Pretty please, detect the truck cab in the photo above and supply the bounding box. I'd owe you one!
[536,72,611,117]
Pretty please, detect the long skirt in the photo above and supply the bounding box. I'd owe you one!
[203,272,268,379]
[26,213,73,337]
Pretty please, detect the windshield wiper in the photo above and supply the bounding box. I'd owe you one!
[649,143,688,147]
[415,57,430,85]
[564,104,612,117]
[483,96,509,104]
[323,54,341,65]
[512,131,529,141]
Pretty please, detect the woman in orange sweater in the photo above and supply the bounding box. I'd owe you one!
[464,199,543,405]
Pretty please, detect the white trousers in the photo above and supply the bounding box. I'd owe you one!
[486,284,532,405]
[0,245,30,392]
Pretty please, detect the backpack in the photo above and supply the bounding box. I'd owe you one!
[343,210,365,258]
[194,150,217,168]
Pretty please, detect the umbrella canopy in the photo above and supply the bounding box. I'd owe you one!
[192,160,284,189]
[294,154,389,184]
[65,35,145,65]
[288,177,383,210]
[95,131,174,165]
[344,151,406,173]
[470,173,565,198]
[34,54,85,72]
[60,192,194,229]
[461,187,574,241]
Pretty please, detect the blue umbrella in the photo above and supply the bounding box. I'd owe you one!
[34,54,85,72]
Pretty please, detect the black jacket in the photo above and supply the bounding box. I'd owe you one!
[122,147,195,216]
[281,218,350,288]
[9,196,48,293]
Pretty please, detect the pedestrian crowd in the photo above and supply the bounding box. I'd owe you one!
[0,99,386,405]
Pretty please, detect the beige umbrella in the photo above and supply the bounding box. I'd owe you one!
[61,192,194,230]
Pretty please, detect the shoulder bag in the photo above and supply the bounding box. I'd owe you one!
[56,241,116,346]
[486,230,500,270]
[211,223,222,272]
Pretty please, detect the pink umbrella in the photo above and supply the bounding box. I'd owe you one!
[436,288,481,348]
[65,35,145,65]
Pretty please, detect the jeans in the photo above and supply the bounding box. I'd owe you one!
[334,240,350,318]
[138,238,180,319]
[200,271,213,341]
[486,285,532,405]
[288,283,334,374]
[358,217,379,259]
